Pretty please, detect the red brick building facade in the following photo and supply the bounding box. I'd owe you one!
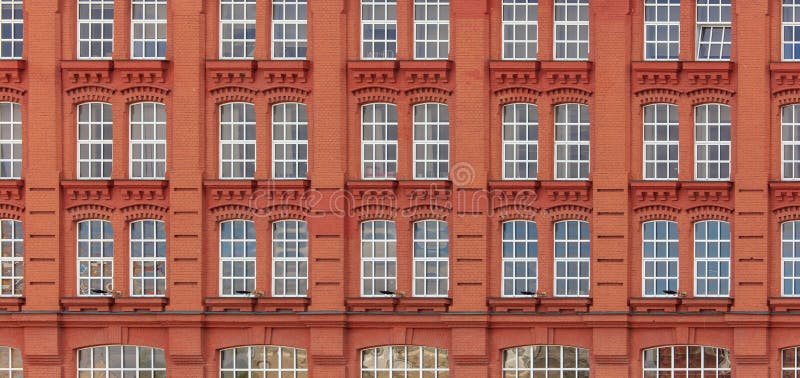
[2,0,800,376]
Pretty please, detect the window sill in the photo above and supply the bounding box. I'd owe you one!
[0,296,24,312]
[61,180,113,200]
[395,297,451,313]
[0,59,24,83]
[60,296,114,312]
[678,297,732,312]
[112,60,169,84]
[61,60,113,84]
[770,181,800,203]
[631,61,681,85]
[537,297,592,313]
[113,297,168,312]
[681,61,734,85]
[629,297,680,313]
[539,180,591,201]
[539,60,592,85]
[768,297,800,312]
[487,297,539,312]
[489,60,540,86]
[346,297,398,312]
[0,179,23,200]
[630,181,732,203]
[203,296,254,312]
[254,297,309,312]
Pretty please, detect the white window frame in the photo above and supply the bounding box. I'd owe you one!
[643,103,679,180]
[0,219,22,296]
[642,220,679,297]
[361,220,397,297]
[220,345,308,377]
[553,220,590,297]
[553,0,589,61]
[219,0,256,59]
[131,0,166,59]
[643,345,731,377]
[413,103,449,180]
[502,345,590,377]
[0,346,21,376]
[695,0,731,61]
[219,219,256,297]
[77,102,113,180]
[784,0,800,61]
[129,102,166,180]
[272,219,308,297]
[694,103,731,181]
[271,0,308,60]
[77,0,114,59]
[783,104,800,180]
[362,103,398,180]
[501,0,539,61]
[783,221,800,297]
[0,102,21,179]
[503,103,538,180]
[643,0,680,61]
[219,102,256,180]
[554,103,590,180]
[412,220,449,297]
[501,220,538,297]
[361,0,397,60]
[0,0,23,59]
[413,0,449,60]
[77,345,166,377]
[77,219,114,297]
[694,220,730,297]
[129,219,166,297]
[360,346,449,378]
[272,103,308,180]
[782,346,800,377]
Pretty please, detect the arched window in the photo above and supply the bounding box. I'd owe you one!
[77,102,113,179]
[642,220,679,297]
[502,345,589,377]
[361,345,448,377]
[219,102,256,179]
[643,103,678,180]
[0,102,21,179]
[272,103,308,179]
[694,104,731,181]
[554,220,590,297]
[130,220,166,296]
[643,345,731,377]
[694,220,730,297]
[78,345,166,377]
[219,219,256,296]
[502,103,538,180]
[782,104,800,180]
[220,345,307,377]
[272,220,308,297]
[77,220,114,296]
[0,219,22,296]
[0,346,21,376]
[502,220,538,297]
[413,220,449,297]
[362,103,398,180]
[782,346,800,376]
[129,102,166,179]
[361,220,397,296]
[554,103,590,180]
[413,103,449,180]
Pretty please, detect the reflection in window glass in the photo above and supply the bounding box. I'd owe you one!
[501,220,538,297]
[413,0,449,59]
[642,345,731,378]
[272,0,307,59]
[219,219,256,296]
[502,0,538,60]
[503,103,538,180]
[78,345,166,378]
[642,220,678,297]
[694,220,730,297]
[644,0,679,60]
[502,345,589,377]
[361,220,397,296]
[0,0,22,59]
[554,220,590,297]
[554,0,589,60]
[220,345,308,378]
[361,346,448,378]
[220,0,256,59]
[696,0,731,61]
[362,0,397,59]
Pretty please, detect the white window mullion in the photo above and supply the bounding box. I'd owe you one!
[643,104,679,180]
[503,103,538,180]
[362,103,398,180]
[694,104,731,181]
[413,0,449,60]
[272,0,307,59]
[0,220,22,296]
[0,102,21,179]
[272,220,308,297]
[554,220,590,297]
[413,103,449,180]
[272,103,308,179]
[502,0,538,60]
[219,102,256,179]
[361,346,449,377]
[412,220,449,297]
[78,346,166,377]
[129,102,166,179]
[553,0,589,61]
[129,220,166,297]
[501,220,538,297]
[554,103,590,180]
[783,104,800,180]
[644,0,680,61]
[77,220,114,296]
[696,0,731,61]
[361,0,397,60]
[694,220,730,297]
[642,220,679,297]
[219,0,255,59]
[131,0,166,59]
[361,220,397,297]
[0,0,22,59]
[78,0,114,59]
[219,219,256,296]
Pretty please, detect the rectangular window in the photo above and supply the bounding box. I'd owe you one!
[554,103,590,180]
[784,0,800,61]
[272,220,308,297]
[129,220,166,296]
[414,0,449,60]
[0,0,22,59]
[413,220,448,297]
[783,104,800,180]
[77,220,114,296]
[219,220,256,296]
[361,0,397,59]
[219,0,255,59]
[129,102,166,179]
[553,0,588,60]
[272,0,307,59]
[413,103,449,180]
[219,102,256,179]
[644,0,679,60]
[694,104,731,181]
[502,0,538,60]
[0,220,22,296]
[0,102,20,179]
[131,0,166,59]
[643,104,679,180]
[642,221,679,297]
[77,102,113,180]
[503,103,538,180]
[272,103,308,179]
[362,103,398,179]
[554,220,590,297]
[361,220,397,296]
[501,221,538,297]
[696,0,731,61]
[694,220,730,297]
[78,0,114,59]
